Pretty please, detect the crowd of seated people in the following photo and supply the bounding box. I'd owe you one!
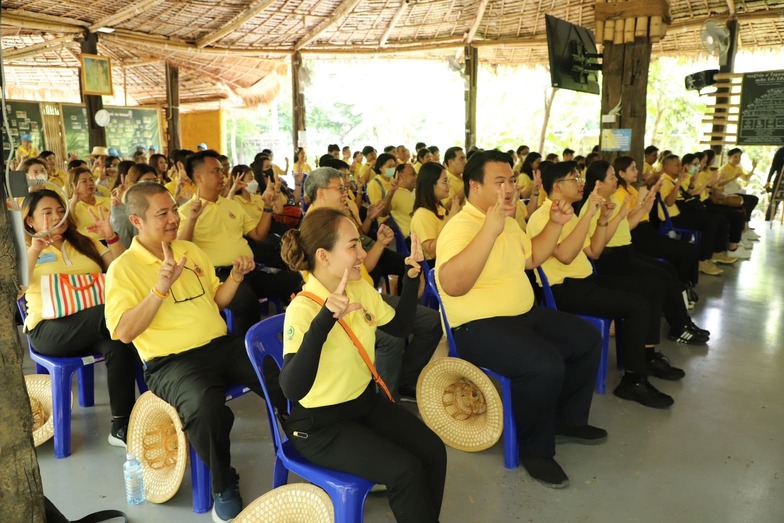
[16,137,770,521]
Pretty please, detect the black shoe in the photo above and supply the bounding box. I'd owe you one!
[613,374,674,409]
[686,285,699,304]
[647,352,686,381]
[668,325,709,345]
[520,456,569,488]
[212,468,243,522]
[555,425,607,445]
[108,418,128,448]
[688,320,710,337]
[398,384,417,403]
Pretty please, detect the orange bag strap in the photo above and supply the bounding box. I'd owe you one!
[297,291,395,403]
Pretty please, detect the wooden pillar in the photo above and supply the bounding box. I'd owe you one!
[464,45,479,151]
[291,52,306,151]
[80,32,107,149]
[165,62,181,153]
[709,18,739,155]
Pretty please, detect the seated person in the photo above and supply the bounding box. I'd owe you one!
[389,163,416,238]
[110,164,158,248]
[413,147,432,173]
[528,163,681,408]
[19,158,50,195]
[436,150,604,488]
[717,147,759,228]
[178,150,303,334]
[23,189,137,445]
[149,153,171,184]
[68,166,112,242]
[279,208,446,522]
[164,149,197,205]
[411,162,460,263]
[38,151,67,188]
[366,153,398,224]
[105,182,280,522]
[583,161,709,344]
[292,147,312,175]
[304,167,441,400]
[442,146,467,205]
[518,152,542,199]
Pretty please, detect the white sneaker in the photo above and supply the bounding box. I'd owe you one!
[739,239,753,249]
[727,247,751,259]
[743,230,761,241]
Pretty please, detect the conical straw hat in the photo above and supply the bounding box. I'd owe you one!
[235,483,334,523]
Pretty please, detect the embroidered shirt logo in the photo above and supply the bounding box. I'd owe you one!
[286,326,295,340]
[228,211,236,220]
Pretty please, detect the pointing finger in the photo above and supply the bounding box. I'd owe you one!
[336,267,350,295]
[161,241,174,262]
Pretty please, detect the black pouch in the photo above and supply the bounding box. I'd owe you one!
[45,496,128,523]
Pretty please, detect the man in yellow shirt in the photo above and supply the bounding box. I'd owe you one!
[38,151,67,187]
[358,146,377,184]
[15,133,38,168]
[177,150,302,334]
[106,181,280,521]
[389,163,416,237]
[436,150,604,488]
[442,146,467,205]
[643,145,659,184]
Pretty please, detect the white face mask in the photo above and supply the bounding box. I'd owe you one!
[246,180,259,194]
[384,167,396,178]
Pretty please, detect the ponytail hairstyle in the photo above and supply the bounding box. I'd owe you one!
[281,208,348,272]
[22,189,105,270]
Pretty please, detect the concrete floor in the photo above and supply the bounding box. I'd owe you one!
[34,222,784,523]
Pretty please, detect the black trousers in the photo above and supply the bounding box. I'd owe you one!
[738,193,759,222]
[670,208,729,259]
[631,221,699,285]
[452,307,601,457]
[597,245,690,335]
[29,305,139,418]
[551,276,649,373]
[285,384,446,523]
[215,266,303,335]
[704,201,745,243]
[144,335,282,494]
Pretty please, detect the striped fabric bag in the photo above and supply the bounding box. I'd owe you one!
[40,273,106,320]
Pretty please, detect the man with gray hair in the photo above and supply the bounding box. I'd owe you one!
[304,167,442,402]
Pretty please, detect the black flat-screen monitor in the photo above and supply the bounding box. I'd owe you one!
[545,14,601,95]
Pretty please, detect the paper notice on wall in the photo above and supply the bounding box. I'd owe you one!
[600,128,632,152]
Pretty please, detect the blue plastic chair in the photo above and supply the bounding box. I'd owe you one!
[425,270,519,469]
[189,383,252,514]
[535,267,615,394]
[245,315,375,522]
[655,194,702,247]
[16,297,147,458]
[385,215,410,255]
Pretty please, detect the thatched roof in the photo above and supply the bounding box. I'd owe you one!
[2,0,783,106]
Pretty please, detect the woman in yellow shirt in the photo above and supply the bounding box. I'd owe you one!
[279,208,446,523]
[68,166,112,242]
[22,189,138,446]
[292,147,312,175]
[410,162,459,262]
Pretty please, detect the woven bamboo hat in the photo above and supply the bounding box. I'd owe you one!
[235,484,334,523]
[25,374,62,447]
[127,391,187,503]
[416,357,503,452]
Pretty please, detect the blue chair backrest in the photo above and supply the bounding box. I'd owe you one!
[384,215,410,255]
[245,314,290,453]
[656,193,675,228]
[425,269,458,358]
[534,267,558,310]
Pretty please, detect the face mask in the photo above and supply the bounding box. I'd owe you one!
[689,165,699,174]
[384,167,396,178]
[246,180,259,194]
[36,174,47,182]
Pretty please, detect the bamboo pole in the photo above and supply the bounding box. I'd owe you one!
[635,15,649,38]
[613,0,625,44]
[605,0,615,42]
[596,0,605,42]
[624,16,636,43]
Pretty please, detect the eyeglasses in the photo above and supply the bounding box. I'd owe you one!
[325,184,347,194]
[559,176,584,184]
[170,266,206,304]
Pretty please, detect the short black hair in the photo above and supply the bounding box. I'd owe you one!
[38,150,55,159]
[415,142,427,151]
[186,149,221,181]
[383,145,396,153]
[644,145,659,156]
[374,153,397,174]
[327,144,340,153]
[319,154,339,168]
[541,161,578,195]
[727,147,742,157]
[443,146,463,165]
[681,153,697,166]
[516,145,529,155]
[362,145,376,156]
[428,145,439,154]
[563,148,575,156]
[463,149,513,196]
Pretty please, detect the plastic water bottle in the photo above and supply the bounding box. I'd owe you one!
[123,453,145,505]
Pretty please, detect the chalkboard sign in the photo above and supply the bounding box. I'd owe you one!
[62,104,161,158]
[2,101,44,162]
[738,71,784,146]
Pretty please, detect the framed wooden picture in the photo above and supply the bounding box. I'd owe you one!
[80,53,114,96]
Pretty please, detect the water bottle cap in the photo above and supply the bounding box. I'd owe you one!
[126,453,136,461]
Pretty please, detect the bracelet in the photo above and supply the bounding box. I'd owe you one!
[597,222,609,227]
[532,192,540,196]
[295,183,302,187]
[150,287,169,300]
[263,208,273,213]
[230,270,244,283]
[106,234,120,245]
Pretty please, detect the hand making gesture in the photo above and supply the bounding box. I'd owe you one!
[325,268,362,320]
[376,223,395,247]
[483,187,509,237]
[188,188,206,221]
[549,199,574,225]
[156,241,187,295]
[447,196,460,219]
[86,206,117,240]
[29,215,63,254]
[585,185,604,217]
[230,255,255,283]
[405,234,424,279]
[227,173,247,199]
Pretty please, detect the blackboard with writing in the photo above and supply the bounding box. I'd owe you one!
[738,71,784,146]
[2,101,44,162]
[62,105,161,159]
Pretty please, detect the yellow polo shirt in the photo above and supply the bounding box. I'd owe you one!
[601,191,632,248]
[283,272,395,408]
[165,176,196,203]
[234,192,266,223]
[17,144,38,161]
[273,163,286,177]
[435,201,534,328]
[618,185,649,222]
[516,173,532,194]
[49,169,67,188]
[643,162,653,180]
[293,162,312,174]
[73,197,112,241]
[390,188,415,237]
[178,196,255,267]
[411,207,445,244]
[718,163,746,193]
[366,175,391,205]
[442,171,463,206]
[693,171,712,201]
[658,174,681,220]
[514,200,528,232]
[359,164,375,183]
[105,238,226,361]
[527,199,592,286]
[24,239,107,331]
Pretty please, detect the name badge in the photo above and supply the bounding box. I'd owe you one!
[37,253,57,264]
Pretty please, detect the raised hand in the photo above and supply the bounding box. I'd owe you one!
[586,185,604,217]
[483,188,507,236]
[230,256,255,282]
[29,215,62,254]
[549,199,575,225]
[448,196,460,218]
[294,171,305,185]
[405,234,424,278]
[189,189,206,220]
[600,200,617,221]
[389,176,399,192]
[230,173,247,195]
[156,241,187,294]
[376,223,394,247]
[325,268,362,320]
[532,169,542,191]
[366,200,384,221]
[616,195,630,220]
[86,206,116,240]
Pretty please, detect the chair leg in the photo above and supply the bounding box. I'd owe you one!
[190,444,213,514]
[135,364,148,394]
[51,365,76,459]
[272,456,289,488]
[35,362,47,374]
[595,327,609,395]
[76,365,96,407]
[325,484,367,523]
[499,377,519,469]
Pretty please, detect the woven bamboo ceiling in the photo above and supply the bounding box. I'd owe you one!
[2,0,783,106]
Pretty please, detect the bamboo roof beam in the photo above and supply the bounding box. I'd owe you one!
[196,0,277,48]
[379,2,409,47]
[726,0,736,16]
[294,0,364,51]
[465,0,491,44]
[2,11,86,33]
[4,35,76,60]
[103,30,291,57]
[88,0,159,33]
